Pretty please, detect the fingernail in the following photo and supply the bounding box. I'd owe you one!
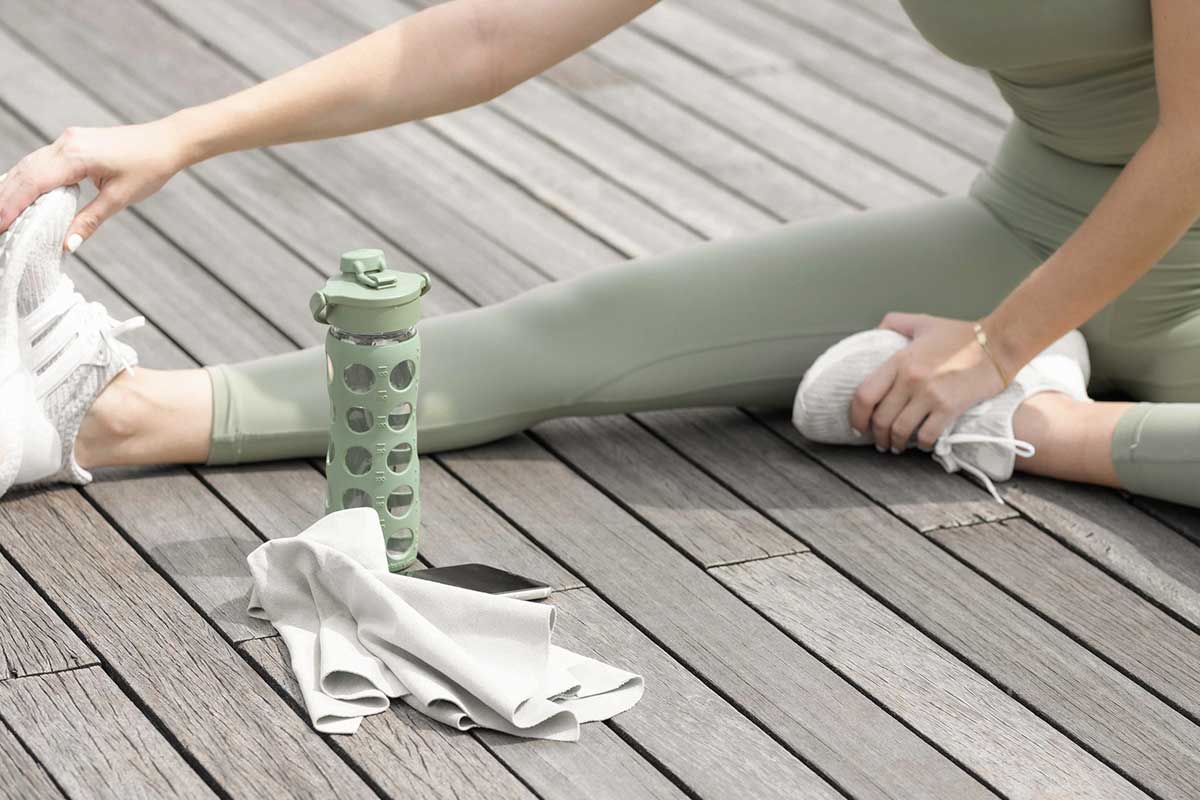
[890,447,901,455]
[850,428,861,437]
[66,233,83,253]
[875,444,886,453]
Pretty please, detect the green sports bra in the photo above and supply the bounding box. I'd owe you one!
[899,0,1156,164]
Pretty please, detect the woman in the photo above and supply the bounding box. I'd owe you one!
[0,0,1197,507]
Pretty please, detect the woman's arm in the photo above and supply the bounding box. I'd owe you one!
[850,0,1200,453]
[982,0,1200,371]
[0,0,657,248]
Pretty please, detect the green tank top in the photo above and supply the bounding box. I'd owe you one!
[899,0,1155,165]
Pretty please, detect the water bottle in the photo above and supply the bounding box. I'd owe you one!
[309,248,431,571]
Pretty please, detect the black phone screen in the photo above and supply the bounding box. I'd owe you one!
[403,563,552,600]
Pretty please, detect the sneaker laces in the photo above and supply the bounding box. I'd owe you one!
[23,278,145,387]
[933,432,1035,504]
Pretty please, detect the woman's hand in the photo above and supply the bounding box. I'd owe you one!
[849,313,1009,454]
[0,118,191,252]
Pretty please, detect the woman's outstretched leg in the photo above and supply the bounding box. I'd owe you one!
[197,197,1041,461]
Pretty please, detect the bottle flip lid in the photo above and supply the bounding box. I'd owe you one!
[310,249,431,334]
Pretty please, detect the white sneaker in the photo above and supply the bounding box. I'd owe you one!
[934,330,1090,502]
[792,329,908,446]
[0,186,143,497]
[792,327,1092,503]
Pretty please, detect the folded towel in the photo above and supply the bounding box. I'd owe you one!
[246,509,644,739]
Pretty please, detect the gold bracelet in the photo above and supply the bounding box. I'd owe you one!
[973,322,1010,386]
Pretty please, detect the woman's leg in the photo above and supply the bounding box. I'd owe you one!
[190,196,1042,462]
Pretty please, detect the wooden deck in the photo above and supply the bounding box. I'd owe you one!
[2,1,1200,798]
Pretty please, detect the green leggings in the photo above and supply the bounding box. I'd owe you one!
[207,122,1200,509]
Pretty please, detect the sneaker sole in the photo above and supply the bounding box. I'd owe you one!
[0,187,78,496]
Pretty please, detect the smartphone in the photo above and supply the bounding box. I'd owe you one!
[403,563,553,601]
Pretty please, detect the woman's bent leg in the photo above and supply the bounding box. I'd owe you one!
[204,196,1041,463]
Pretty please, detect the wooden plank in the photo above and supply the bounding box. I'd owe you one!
[933,518,1200,721]
[440,435,996,800]
[632,3,980,194]
[0,667,217,799]
[334,0,844,223]
[542,53,846,222]
[0,717,65,800]
[581,26,929,210]
[535,416,805,566]
[162,0,700,261]
[712,552,1147,800]
[122,0,677,277]
[758,411,1017,532]
[666,0,1005,163]
[0,489,378,799]
[0,549,96,681]
[1003,477,1200,629]
[739,0,1007,116]
[239,637,540,800]
[19,0,577,304]
[549,588,844,800]
[635,406,1200,799]
[1133,498,1200,547]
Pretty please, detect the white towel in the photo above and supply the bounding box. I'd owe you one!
[246,509,644,740]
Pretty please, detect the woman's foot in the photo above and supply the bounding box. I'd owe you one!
[793,328,1093,502]
[0,186,144,497]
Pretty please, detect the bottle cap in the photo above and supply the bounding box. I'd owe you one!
[310,249,431,334]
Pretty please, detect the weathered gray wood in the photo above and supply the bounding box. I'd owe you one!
[129,0,675,278]
[758,411,1018,531]
[712,552,1146,800]
[583,25,928,210]
[740,0,1007,116]
[1003,477,1200,629]
[240,637,538,800]
[440,435,994,800]
[0,548,95,681]
[550,588,844,800]
[535,415,805,567]
[1133,497,1200,547]
[0,717,64,800]
[0,489,377,799]
[84,469,274,644]
[638,406,1200,799]
[0,667,216,799]
[22,0,574,305]
[541,53,845,222]
[670,0,1006,163]
[933,519,1200,721]
[634,3,979,195]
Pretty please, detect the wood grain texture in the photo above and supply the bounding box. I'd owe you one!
[0,714,65,800]
[734,0,1007,117]
[83,469,274,644]
[638,407,1200,800]
[584,24,928,210]
[0,667,215,800]
[535,415,806,567]
[0,547,95,681]
[441,435,993,800]
[712,552,1145,800]
[0,489,376,799]
[637,4,980,194]
[550,588,844,800]
[933,519,1200,720]
[1003,477,1200,628]
[670,0,1006,161]
[759,412,1018,532]
[240,637,538,800]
